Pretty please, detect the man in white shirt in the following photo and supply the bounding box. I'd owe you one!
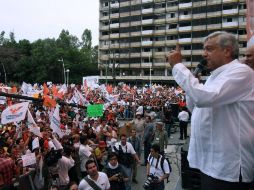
[79,135,94,177]
[245,44,254,70]
[177,106,189,140]
[113,134,140,190]
[167,31,254,190]
[78,159,110,190]
[146,144,170,190]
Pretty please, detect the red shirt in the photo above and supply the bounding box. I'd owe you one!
[0,157,15,184]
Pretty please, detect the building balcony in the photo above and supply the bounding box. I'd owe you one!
[192,50,203,55]
[154,19,166,25]
[142,41,153,46]
[193,1,207,8]
[130,42,141,47]
[100,55,109,60]
[222,9,239,16]
[238,34,246,41]
[166,6,178,12]
[142,8,154,14]
[110,3,119,8]
[166,40,178,45]
[120,33,130,38]
[239,9,246,15]
[110,43,119,48]
[142,19,154,25]
[154,8,166,14]
[179,38,192,43]
[110,23,119,28]
[110,13,119,19]
[154,30,166,36]
[193,13,206,19]
[120,53,129,58]
[99,45,109,50]
[131,31,141,37]
[142,0,153,3]
[207,23,222,30]
[179,2,193,9]
[154,41,165,46]
[153,62,166,67]
[181,50,192,55]
[239,47,246,54]
[142,30,154,35]
[154,52,166,57]
[131,0,142,6]
[120,43,130,48]
[239,22,246,28]
[141,52,152,57]
[109,53,120,59]
[208,0,224,6]
[192,25,207,31]
[101,25,109,30]
[166,29,178,34]
[207,11,221,18]
[192,38,203,43]
[130,53,141,58]
[100,35,109,40]
[166,17,178,23]
[100,6,109,11]
[100,15,109,21]
[110,33,119,38]
[120,12,130,17]
[131,10,141,16]
[222,21,238,28]
[120,22,130,27]
[178,26,192,32]
[223,0,239,3]
[120,1,130,7]
[179,14,192,20]
[131,21,141,26]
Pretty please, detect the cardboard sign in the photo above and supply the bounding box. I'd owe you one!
[22,153,36,167]
[87,104,103,117]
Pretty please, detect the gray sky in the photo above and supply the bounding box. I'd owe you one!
[0,0,99,46]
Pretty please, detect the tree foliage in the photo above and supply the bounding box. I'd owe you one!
[0,29,98,84]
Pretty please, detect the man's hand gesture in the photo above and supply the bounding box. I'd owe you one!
[166,43,182,68]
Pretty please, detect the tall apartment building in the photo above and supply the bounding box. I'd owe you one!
[99,0,247,84]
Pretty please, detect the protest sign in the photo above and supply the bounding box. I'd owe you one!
[87,104,103,117]
[21,153,36,167]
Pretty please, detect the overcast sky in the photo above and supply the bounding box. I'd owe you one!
[0,0,99,46]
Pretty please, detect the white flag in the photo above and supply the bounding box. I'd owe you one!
[50,105,65,138]
[27,110,42,138]
[1,102,29,124]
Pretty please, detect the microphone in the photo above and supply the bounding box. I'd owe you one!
[193,59,207,77]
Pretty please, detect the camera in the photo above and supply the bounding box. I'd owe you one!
[116,173,124,182]
[143,174,159,190]
[45,148,62,167]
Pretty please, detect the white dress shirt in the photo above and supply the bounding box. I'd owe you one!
[178,111,189,122]
[172,60,254,182]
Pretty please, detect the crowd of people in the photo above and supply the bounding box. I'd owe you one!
[0,82,181,190]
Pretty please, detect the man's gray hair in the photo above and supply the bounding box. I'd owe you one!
[204,31,239,59]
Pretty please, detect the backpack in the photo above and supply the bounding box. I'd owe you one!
[148,154,171,183]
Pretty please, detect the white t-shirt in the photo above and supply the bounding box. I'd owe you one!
[79,144,93,172]
[113,142,136,155]
[147,154,170,178]
[78,172,110,190]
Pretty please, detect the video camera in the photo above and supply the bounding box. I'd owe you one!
[143,174,159,190]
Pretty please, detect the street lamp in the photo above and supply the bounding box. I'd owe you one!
[57,58,66,85]
[66,69,70,87]
[149,54,152,88]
